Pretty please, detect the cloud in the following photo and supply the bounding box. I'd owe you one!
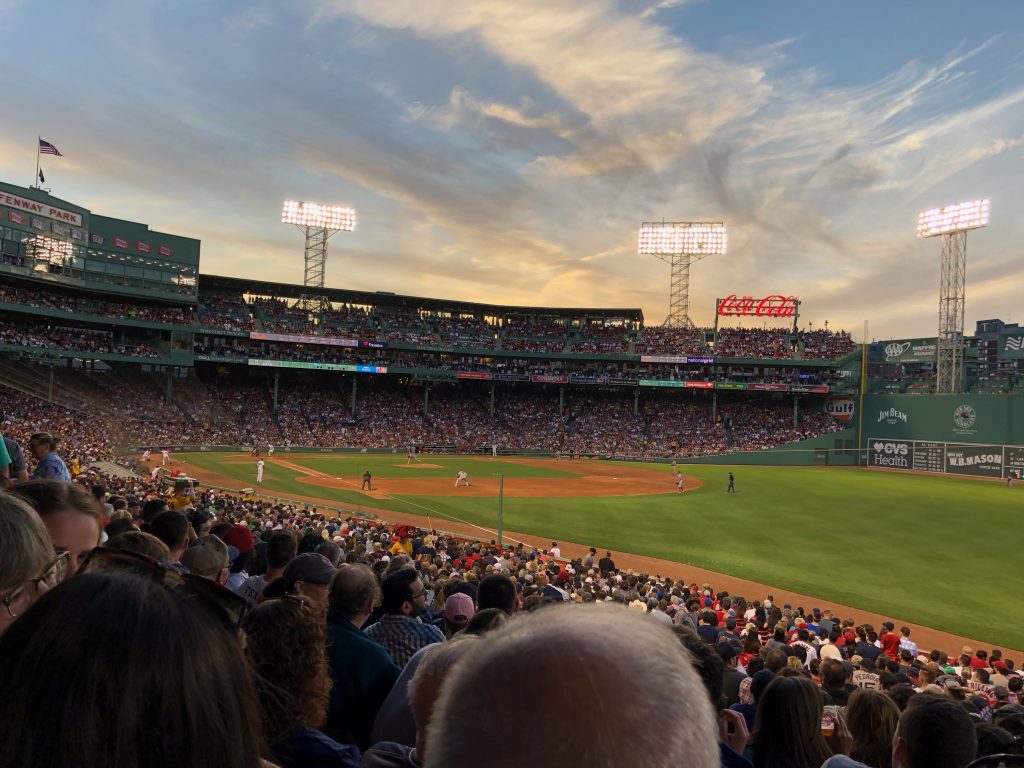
[0,1,1021,339]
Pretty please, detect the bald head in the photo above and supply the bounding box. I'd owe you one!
[424,605,718,767]
[329,563,379,624]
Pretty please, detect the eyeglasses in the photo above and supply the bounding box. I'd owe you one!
[80,547,249,628]
[408,589,427,601]
[2,551,71,619]
[262,594,310,609]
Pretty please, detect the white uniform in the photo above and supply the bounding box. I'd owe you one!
[671,460,677,475]
[161,449,170,466]
[676,474,685,493]
[142,449,152,462]
[492,444,498,458]
[268,445,275,456]
[150,465,161,480]
[257,459,265,483]
[455,470,470,487]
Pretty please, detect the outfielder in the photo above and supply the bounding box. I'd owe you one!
[256,459,265,483]
[455,469,470,488]
[727,472,736,493]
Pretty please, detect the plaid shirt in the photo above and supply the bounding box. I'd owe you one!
[364,614,445,667]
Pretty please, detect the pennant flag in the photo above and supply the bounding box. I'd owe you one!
[38,169,45,184]
[39,139,63,156]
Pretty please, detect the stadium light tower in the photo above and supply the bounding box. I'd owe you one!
[638,221,727,328]
[281,200,356,311]
[917,198,990,394]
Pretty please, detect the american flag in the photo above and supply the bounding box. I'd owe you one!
[39,139,63,156]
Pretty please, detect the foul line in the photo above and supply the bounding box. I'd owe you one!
[270,458,533,548]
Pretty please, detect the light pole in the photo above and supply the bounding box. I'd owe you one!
[917,199,990,394]
[281,200,356,312]
[638,221,727,328]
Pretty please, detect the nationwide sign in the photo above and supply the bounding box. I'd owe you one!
[0,191,83,226]
[247,359,386,374]
[717,295,798,318]
[880,338,937,363]
[639,355,715,364]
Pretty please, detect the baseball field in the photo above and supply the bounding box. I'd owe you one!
[173,451,1024,652]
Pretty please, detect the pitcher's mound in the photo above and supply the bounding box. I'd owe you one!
[394,463,444,469]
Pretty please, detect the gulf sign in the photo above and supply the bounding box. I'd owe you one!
[824,396,855,421]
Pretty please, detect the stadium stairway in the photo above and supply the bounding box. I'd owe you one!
[0,359,115,417]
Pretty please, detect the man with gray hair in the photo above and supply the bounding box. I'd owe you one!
[363,637,480,767]
[325,564,401,750]
[424,605,719,767]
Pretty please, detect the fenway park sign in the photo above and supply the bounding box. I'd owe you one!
[718,295,798,318]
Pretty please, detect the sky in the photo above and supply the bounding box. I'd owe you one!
[2,0,1022,341]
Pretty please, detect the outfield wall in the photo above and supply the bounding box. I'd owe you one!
[684,429,857,466]
[860,394,1024,478]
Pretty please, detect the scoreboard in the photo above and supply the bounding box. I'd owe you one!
[868,438,1016,479]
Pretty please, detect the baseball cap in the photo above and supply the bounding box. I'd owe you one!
[445,592,476,621]
[284,553,336,586]
[715,641,738,663]
[222,524,255,555]
[182,536,231,579]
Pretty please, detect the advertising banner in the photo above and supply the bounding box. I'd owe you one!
[999,333,1024,360]
[569,375,608,385]
[531,374,568,384]
[714,381,746,390]
[247,359,386,374]
[684,381,715,389]
[607,376,638,387]
[944,443,1004,478]
[880,338,937,363]
[824,396,855,421]
[747,383,788,392]
[457,371,492,380]
[492,373,530,382]
[867,438,913,470]
[790,384,829,394]
[639,379,685,388]
[717,295,798,318]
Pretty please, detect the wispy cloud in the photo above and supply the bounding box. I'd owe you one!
[0,1,1020,338]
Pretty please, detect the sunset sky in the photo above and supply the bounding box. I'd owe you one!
[2,0,1022,339]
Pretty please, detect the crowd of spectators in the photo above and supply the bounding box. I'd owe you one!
[0,321,160,358]
[0,444,1019,767]
[0,374,847,456]
[197,291,255,332]
[0,283,192,325]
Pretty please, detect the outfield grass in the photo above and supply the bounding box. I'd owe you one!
[177,453,1024,649]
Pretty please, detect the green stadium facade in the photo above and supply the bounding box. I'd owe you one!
[3,180,1020,475]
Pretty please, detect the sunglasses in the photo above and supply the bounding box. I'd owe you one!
[80,547,249,627]
[2,551,71,619]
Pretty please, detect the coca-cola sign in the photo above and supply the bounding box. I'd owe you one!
[718,295,798,318]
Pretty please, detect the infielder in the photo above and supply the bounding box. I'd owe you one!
[161,448,170,466]
[268,444,275,457]
[256,459,265,483]
[671,459,677,475]
[142,448,152,462]
[406,447,421,464]
[455,469,470,488]
[676,473,685,493]
[150,465,161,481]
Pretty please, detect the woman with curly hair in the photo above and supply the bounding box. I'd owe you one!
[242,596,359,768]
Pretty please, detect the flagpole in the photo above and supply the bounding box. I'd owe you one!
[34,136,40,189]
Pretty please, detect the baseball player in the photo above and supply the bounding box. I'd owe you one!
[361,470,372,491]
[256,459,265,483]
[671,459,677,475]
[676,473,685,493]
[142,448,152,463]
[455,469,470,488]
[268,444,275,457]
[150,465,162,481]
[161,448,170,466]
[727,472,736,493]
[492,443,498,458]
[406,447,421,464]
